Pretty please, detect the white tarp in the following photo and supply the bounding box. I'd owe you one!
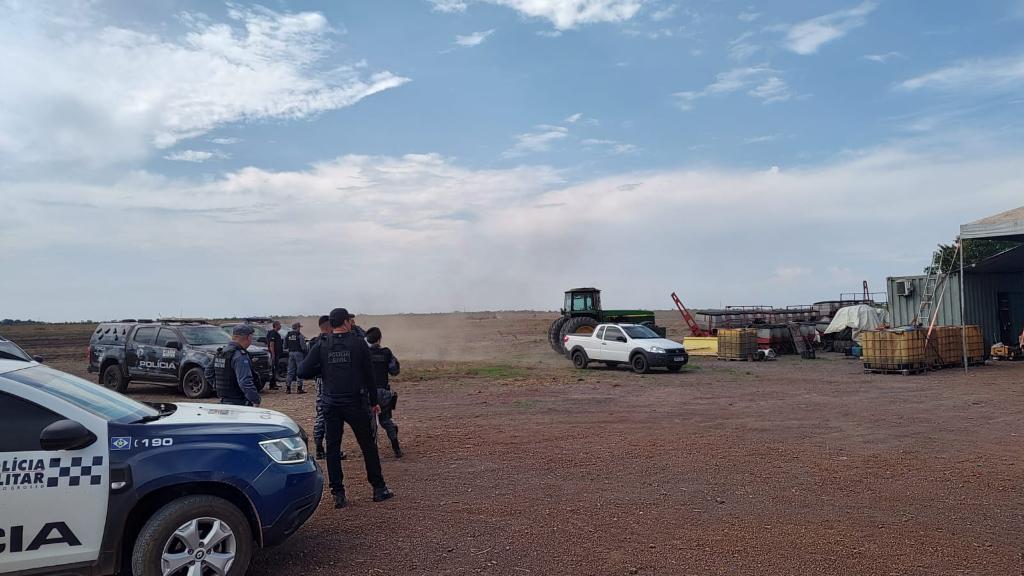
[824,305,885,343]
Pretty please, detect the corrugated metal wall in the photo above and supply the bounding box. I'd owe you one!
[886,275,962,327]
[887,272,1024,346]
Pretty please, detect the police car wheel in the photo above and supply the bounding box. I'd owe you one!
[102,364,128,393]
[132,495,253,576]
[182,367,212,399]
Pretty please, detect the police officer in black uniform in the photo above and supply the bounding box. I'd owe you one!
[366,327,402,458]
[299,308,393,508]
[284,322,307,394]
[266,320,283,390]
[205,324,261,407]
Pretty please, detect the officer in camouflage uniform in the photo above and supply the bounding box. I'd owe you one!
[205,324,261,407]
[366,327,402,457]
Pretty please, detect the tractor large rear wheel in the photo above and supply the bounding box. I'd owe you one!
[559,317,600,353]
[548,317,570,354]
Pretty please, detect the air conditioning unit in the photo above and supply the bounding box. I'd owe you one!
[895,280,914,297]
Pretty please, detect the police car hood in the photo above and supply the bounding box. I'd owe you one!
[152,403,300,438]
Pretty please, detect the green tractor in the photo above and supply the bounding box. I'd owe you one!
[547,287,667,354]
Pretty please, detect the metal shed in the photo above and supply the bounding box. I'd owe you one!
[886,205,1024,362]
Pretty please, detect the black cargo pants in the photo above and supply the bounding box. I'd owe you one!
[324,401,385,494]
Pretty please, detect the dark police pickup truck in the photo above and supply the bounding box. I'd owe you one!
[87,320,272,398]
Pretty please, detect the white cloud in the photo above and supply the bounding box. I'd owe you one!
[743,134,781,144]
[675,65,793,110]
[5,144,1023,320]
[784,1,877,55]
[455,29,495,47]
[651,5,677,21]
[434,0,645,30]
[504,125,570,157]
[898,54,1024,93]
[0,2,409,169]
[738,10,761,22]
[429,0,469,12]
[862,51,905,64]
[729,31,761,60]
[565,112,584,123]
[581,138,639,154]
[163,149,229,163]
[210,137,242,145]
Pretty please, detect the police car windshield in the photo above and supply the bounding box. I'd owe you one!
[179,326,231,345]
[623,325,660,339]
[0,338,33,361]
[4,365,159,424]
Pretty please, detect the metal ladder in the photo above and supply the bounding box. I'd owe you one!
[916,242,959,326]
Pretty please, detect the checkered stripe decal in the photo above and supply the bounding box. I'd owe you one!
[47,456,104,488]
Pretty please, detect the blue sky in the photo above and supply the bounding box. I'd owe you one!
[1,0,1023,320]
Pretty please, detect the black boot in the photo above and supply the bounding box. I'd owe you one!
[315,440,325,460]
[392,439,402,458]
[333,491,348,509]
[285,387,291,395]
[297,387,306,394]
[372,487,395,502]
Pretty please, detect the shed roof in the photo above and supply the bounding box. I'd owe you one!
[960,205,1024,241]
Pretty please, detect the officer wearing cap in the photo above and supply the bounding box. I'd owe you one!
[205,324,261,407]
[299,307,393,508]
[284,321,307,394]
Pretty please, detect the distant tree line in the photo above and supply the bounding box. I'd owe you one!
[1,319,95,325]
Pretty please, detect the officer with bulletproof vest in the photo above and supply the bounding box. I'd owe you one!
[312,315,345,461]
[366,327,402,458]
[284,321,307,394]
[299,308,393,508]
[205,324,261,406]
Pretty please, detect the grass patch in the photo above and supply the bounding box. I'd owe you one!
[468,365,529,380]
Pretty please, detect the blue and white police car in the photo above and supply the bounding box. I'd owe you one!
[0,336,323,576]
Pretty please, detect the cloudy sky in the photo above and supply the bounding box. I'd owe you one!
[1,0,1022,321]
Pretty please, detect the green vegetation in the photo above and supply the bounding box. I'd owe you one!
[467,365,529,379]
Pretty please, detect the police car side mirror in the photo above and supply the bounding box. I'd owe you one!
[32,355,44,363]
[40,420,97,451]
[165,341,180,350]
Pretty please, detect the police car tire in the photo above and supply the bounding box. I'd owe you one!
[132,495,253,576]
[182,367,212,399]
[102,364,129,393]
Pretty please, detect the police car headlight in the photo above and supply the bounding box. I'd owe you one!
[649,346,665,354]
[259,436,307,464]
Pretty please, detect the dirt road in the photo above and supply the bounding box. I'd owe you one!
[5,315,1024,575]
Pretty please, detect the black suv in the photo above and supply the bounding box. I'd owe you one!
[87,319,272,398]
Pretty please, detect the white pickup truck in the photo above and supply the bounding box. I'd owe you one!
[563,323,688,373]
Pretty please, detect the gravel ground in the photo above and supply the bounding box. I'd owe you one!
[6,316,1024,575]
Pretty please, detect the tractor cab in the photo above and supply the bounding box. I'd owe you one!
[563,288,602,317]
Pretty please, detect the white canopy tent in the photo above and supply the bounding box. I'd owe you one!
[956,206,1024,371]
